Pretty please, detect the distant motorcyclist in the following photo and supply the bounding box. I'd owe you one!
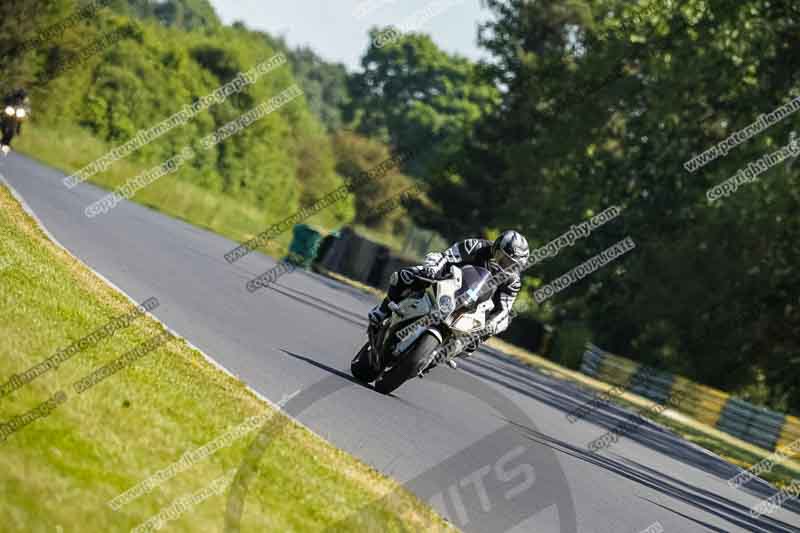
[368,230,530,354]
[1,89,30,155]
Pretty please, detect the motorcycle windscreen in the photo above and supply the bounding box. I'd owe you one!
[454,265,494,307]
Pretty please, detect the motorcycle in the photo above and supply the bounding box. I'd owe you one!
[351,265,496,394]
[1,103,28,156]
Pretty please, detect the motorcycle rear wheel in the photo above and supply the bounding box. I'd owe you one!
[374,332,440,395]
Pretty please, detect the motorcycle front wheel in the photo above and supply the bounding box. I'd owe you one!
[351,341,381,383]
[374,332,440,395]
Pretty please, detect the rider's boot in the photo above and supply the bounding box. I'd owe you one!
[368,298,391,327]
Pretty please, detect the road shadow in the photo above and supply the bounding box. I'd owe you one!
[280,349,372,389]
[461,352,800,513]
[504,421,799,532]
[275,346,579,533]
[301,268,379,304]
[279,342,799,531]
[260,282,367,328]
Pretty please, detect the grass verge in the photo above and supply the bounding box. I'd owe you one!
[0,183,454,532]
[13,124,436,263]
[14,123,296,259]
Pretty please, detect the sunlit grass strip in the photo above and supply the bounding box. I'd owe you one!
[0,183,455,532]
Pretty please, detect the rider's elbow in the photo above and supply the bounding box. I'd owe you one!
[491,316,509,335]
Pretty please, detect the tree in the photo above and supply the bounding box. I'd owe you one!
[468,0,800,411]
[347,29,500,239]
[330,130,415,234]
[286,47,351,131]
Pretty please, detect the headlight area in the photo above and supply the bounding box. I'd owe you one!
[15,108,26,119]
[4,106,15,117]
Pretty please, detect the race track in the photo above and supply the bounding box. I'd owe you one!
[2,152,799,533]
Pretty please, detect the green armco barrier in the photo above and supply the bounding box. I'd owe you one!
[581,344,800,452]
[779,415,800,449]
[717,398,786,451]
[287,224,323,269]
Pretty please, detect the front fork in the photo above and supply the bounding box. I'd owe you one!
[367,323,390,373]
[366,326,380,372]
[418,329,488,377]
[418,331,465,377]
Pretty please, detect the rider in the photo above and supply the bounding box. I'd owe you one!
[1,89,30,153]
[368,230,530,353]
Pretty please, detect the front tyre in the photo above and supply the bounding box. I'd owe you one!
[374,332,440,395]
[351,342,381,383]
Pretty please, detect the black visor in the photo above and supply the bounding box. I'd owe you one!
[494,249,519,269]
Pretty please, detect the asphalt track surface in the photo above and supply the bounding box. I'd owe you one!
[2,152,799,533]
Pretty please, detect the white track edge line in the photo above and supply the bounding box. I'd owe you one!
[0,172,329,443]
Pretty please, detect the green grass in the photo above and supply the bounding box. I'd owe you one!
[604,395,799,490]
[13,123,312,259]
[0,184,455,533]
[14,124,444,263]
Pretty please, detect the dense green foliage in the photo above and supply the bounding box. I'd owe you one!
[338,4,800,413]
[465,0,798,412]
[286,47,351,132]
[347,30,501,232]
[2,0,354,228]
[4,0,798,413]
[330,130,416,234]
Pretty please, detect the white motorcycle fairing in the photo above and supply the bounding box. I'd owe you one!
[389,266,493,358]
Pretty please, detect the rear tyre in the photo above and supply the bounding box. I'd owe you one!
[351,342,380,383]
[374,333,440,395]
